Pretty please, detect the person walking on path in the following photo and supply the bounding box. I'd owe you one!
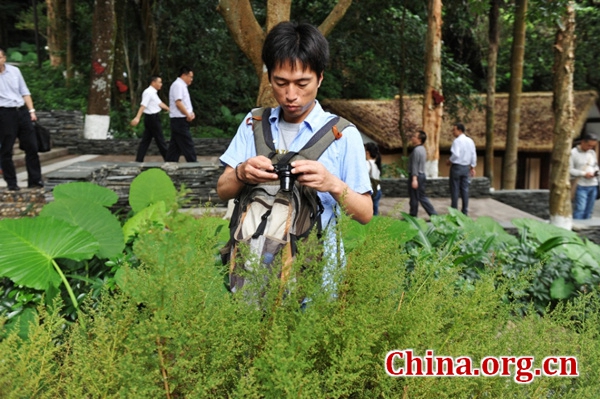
[365,142,382,215]
[408,130,437,217]
[130,75,169,162]
[570,133,599,220]
[165,66,197,162]
[446,122,477,215]
[0,48,43,191]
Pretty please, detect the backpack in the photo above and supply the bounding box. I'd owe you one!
[220,107,352,293]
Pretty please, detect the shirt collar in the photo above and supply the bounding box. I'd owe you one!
[268,100,322,133]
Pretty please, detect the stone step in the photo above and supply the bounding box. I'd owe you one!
[12,146,70,169]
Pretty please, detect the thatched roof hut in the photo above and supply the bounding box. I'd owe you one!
[322,91,599,152]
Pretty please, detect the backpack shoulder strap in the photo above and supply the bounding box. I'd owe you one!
[252,107,276,158]
[297,116,353,161]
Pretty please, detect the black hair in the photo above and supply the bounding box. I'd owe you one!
[418,130,427,144]
[581,132,599,142]
[149,75,161,84]
[262,21,329,80]
[0,48,5,57]
[365,142,382,171]
[178,66,192,77]
[454,123,465,133]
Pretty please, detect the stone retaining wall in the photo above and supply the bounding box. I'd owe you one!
[36,110,231,156]
[381,177,491,198]
[491,189,550,219]
[45,161,225,211]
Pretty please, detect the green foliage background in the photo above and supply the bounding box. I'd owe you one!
[4,0,600,138]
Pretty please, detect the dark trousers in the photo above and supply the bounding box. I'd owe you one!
[136,113,168,162]
[450,164,471,215]
[408,173,437,217]
[166,117,197,162]
[0,106,42,187]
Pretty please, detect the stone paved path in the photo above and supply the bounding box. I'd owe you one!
[7,149,600,228]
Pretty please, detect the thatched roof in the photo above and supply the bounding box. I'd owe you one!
[322,91,599,152]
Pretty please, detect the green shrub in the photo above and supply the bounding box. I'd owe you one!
[19,62,88,112]
[1,208,600,396]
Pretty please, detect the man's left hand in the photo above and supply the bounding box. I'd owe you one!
[291,159,336,193]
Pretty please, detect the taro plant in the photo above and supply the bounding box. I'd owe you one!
[0,168,180,333]
[0,182,124,330]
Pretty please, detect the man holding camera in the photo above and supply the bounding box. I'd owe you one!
[217,22,373,228]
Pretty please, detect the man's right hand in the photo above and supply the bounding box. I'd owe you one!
[130,117,140,126]
[236,155,278,185]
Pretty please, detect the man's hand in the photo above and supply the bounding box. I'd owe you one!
[411,178,418,189]
[470,167,476,177]
[291,159,336,193]
[130,117,140,126]
[236,155,278,185]
[291,159,373,224]
[186,112,195,122]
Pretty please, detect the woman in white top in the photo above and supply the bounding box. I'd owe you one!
[365,142,382,215]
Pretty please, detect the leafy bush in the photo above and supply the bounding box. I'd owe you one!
[19,61,88,112]
[1,197,600,396]
[397,209,600,315]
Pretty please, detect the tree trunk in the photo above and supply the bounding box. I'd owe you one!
[485,0,499,184]
[422,0,443,178]
[502,0,527,189]
[112,0,128,108]
[46,0,66,67]
[140,0,159,78]
[84,0,116,139]
[217,0,352,107]
[398,1,408,158]
[65,0,74,82]
[549,2,576,230]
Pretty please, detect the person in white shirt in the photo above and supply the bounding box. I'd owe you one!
[0,48,43,191]
[446,122,477,215]
[166,66,197,162]
[570,133,599,219]
[130,76,169,162]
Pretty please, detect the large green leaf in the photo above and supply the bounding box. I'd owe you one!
[512,218,581,244]
[572,266,592,285]
[474,216,518,245]
[122,201,168,242]
[550,277,574,299]
[0,217,99,290]
[52,181,119,207]
[40,199,124,259]
[513,219,598,268]
[129,168,177,214]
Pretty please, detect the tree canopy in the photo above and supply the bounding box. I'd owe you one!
[2,0,600,137]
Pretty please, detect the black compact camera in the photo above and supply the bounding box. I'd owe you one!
[272,163,297,192]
